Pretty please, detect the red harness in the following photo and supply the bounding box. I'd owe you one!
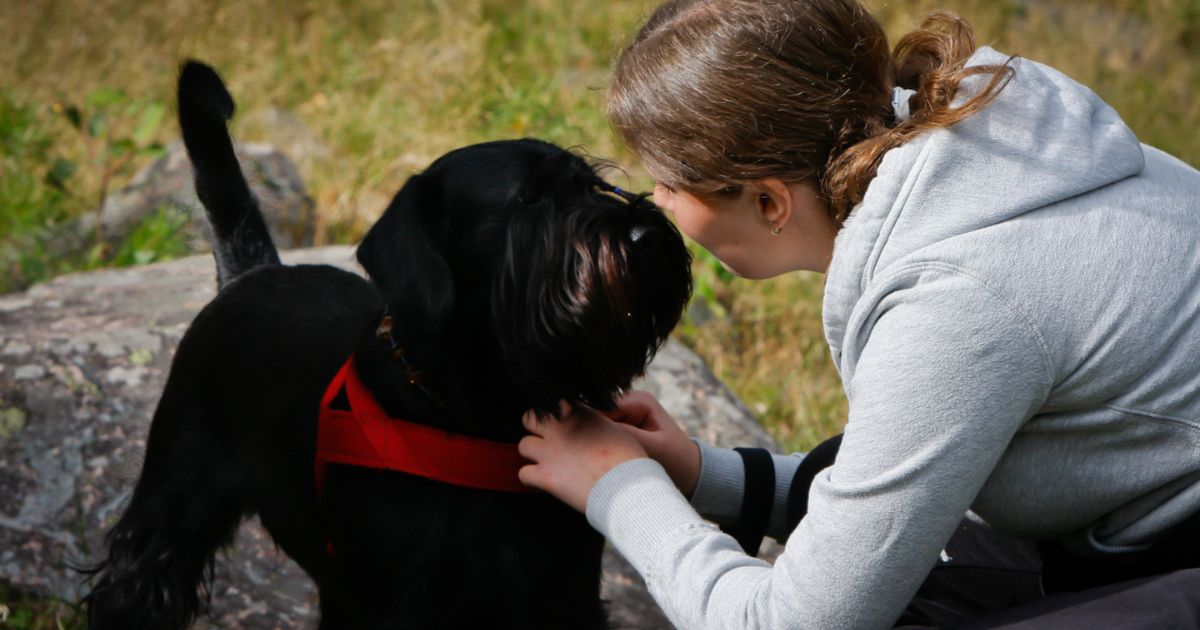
[315,355,533,499]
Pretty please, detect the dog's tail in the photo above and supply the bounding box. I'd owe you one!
[82,402,246,630]
[178,60,280,288]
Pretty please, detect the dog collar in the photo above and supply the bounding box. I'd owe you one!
[315,355,534,498]
[374,308,447,409]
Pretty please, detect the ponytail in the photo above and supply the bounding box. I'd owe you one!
[825,11,1015,224]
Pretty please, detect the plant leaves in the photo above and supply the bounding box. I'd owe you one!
[61,104,83,130]
[107,137,136,158]
[133,102,165,144]
[85,87,126,109]
[44,158,77,191]
[138,141,166,159]
[87,110,108,138]
[86,242,108,267]
[0,407,26,439]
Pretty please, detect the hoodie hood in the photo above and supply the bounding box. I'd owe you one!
[823,46,1146,362]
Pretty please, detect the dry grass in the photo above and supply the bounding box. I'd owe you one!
[2,0,1197,457]
[0,0,649,238]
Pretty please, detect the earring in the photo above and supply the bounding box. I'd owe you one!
[770,225,782,236]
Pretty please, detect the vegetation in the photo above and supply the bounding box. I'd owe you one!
[0,84,173,294]
[0,580,81,629]
[1,0,1197,618]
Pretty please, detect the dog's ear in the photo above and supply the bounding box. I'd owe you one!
[356,174,454,331]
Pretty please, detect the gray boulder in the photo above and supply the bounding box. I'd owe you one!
[0,248,778,629]
[76,140,316,253]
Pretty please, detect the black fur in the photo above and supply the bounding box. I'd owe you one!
[83,61,692,629]
[178,61,280,287]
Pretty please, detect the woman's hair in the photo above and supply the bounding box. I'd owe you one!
[607,0,1015,225]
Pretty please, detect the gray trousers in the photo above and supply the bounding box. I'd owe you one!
[776,434,1200,629]
[895,517,1200,629]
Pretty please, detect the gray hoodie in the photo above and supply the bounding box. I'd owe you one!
[586,47,1200,629]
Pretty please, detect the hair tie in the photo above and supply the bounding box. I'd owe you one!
[891,86,917,123]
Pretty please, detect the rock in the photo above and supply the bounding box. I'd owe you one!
[0,297,33,313]
[75,139,315,253]
[0,248,778,629]
[2,341,32,357]
[240,107,333,176]
[13,366,46,381]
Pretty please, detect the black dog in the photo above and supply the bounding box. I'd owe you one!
[83,61,692,629]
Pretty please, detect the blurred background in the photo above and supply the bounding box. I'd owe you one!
[0,0,1197,623]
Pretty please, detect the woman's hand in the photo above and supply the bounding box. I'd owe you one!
[606,391,701,497]
[518,403,648,513]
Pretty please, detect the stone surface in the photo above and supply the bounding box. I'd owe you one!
[75,139,316,253]
[0,247,779,629]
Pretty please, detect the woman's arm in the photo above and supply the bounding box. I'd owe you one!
[525,271,1054,629]
[606,390,812,543]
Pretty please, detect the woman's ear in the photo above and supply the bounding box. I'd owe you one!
[754,178,794,232]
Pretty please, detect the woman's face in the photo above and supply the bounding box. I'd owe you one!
[650,177,836,278]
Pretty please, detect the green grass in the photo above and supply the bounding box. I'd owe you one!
[3,0,1198,451]
[2,0,1197,451]
[0,92,72,292]
[2,0,1198,624]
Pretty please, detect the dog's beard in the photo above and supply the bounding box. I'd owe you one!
[494,196,692,414]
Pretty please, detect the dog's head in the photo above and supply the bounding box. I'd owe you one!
[357,139,692,417]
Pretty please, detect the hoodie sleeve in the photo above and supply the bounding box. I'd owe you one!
[688,440,807,540]
[586,268,1053,630]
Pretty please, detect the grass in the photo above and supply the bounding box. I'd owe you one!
[1,0,1198,624]
[1,0,1196,446]
[3,0,1198,452]
[0,581,82,629]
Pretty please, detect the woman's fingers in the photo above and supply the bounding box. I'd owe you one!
[525,401,584,432]
[522,409,545,435]
[609,405,647,427]
[518,434,543,460]
[604,403,637,424]
[517,463,544,489]
[617,390,659,411]
[611,391,664,429]
[517,435,550,491]
[615,421,652,440]
[619,390,655,405]
[515,401,650,512]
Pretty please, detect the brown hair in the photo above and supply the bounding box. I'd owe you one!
[607,1,1015,226]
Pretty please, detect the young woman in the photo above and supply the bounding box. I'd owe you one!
[517,1,1200,627]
